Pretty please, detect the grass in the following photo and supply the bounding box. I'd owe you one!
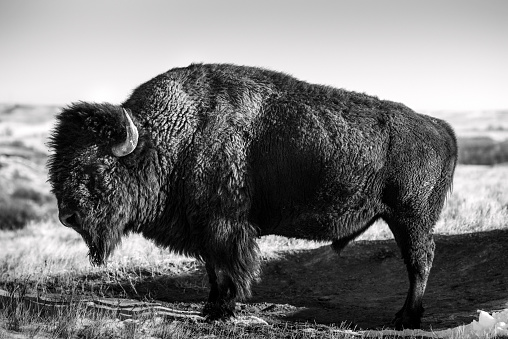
[0,308,363,339]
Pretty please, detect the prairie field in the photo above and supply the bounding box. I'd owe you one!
[0,105,507,338]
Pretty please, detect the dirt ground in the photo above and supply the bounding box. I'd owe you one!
[115,229,508,331]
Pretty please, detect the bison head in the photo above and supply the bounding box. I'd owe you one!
[48,102,155,265]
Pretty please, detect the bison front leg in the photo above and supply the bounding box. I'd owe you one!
[201,219,260,321]
[203,262,238,320]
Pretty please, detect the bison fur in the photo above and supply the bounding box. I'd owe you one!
[48,63,457,329]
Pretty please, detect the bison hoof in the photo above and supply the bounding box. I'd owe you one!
[202,301,236,321]
[392,308,423,330]
[392,316,420,330]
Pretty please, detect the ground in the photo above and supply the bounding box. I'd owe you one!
[93,229,508,331]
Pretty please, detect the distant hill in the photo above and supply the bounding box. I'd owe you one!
[2,103,507,136]
[425,110,508,141]
[1,104,508,164]
[0,104,60,155]
[0,104,60,124]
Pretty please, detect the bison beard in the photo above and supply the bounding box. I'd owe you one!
[82,214,124,267]
[48,63,457,329]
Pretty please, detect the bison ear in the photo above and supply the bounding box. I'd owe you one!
[111,108,139,157]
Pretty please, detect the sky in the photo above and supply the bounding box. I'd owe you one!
[0,0,507,111]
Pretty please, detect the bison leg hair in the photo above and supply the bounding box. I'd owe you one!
[203,262,237,320]
[201,218,260,321]
[386,216,436,330]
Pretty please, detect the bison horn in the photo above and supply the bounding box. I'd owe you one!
[112,108,139,157]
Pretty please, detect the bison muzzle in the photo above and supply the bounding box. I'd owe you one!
[48,63,457,329]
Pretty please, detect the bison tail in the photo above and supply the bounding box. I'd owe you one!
[438,118,458,199]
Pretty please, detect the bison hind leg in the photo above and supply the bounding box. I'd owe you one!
[385,213,436,330]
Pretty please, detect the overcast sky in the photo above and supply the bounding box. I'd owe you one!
[0,0,507,111]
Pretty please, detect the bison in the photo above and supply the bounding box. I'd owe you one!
[48,63,457,329]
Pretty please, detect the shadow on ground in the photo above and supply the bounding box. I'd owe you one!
[107,229,508,330]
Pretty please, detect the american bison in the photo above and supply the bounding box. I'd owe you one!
[48,63,457,329]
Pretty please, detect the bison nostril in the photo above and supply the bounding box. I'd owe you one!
[59,212,81,228]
